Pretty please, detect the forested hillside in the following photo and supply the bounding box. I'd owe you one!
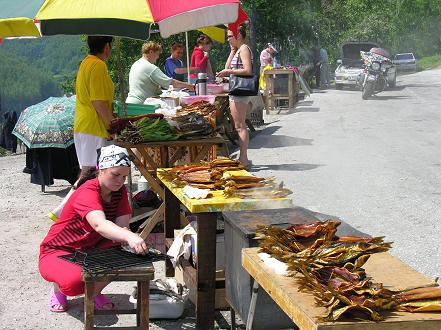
[0,36,84,114]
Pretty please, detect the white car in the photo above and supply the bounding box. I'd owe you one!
[335,42,396,89]
[394,53,418,71]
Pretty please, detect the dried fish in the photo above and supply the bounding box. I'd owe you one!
[399,298,441,312]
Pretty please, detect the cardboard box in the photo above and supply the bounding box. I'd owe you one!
[161,96,180,108]
[190,233,225,271]
[175,261,228,309]
[173,229,228,309]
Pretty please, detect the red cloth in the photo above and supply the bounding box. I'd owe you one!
[190,46,208,79]
[109,113,163,134]
[228,5,248,38]
[147,0,240,21]
[40,178,131,254]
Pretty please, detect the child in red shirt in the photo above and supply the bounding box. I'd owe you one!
[39,145,148,312]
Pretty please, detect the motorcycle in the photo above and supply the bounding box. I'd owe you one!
[358,48,393,99]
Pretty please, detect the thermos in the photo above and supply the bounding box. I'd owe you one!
[196,72,207,95]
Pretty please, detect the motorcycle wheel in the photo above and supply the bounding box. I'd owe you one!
[362,82,374,100]
[389,75,396,88]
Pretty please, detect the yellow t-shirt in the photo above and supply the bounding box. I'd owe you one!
[74,55,114,139]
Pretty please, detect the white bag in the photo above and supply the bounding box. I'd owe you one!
[129,278,189,319]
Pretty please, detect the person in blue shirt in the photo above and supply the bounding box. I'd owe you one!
[164,43,199,82]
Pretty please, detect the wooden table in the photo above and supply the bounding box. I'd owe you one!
[264,69,297,113]
[115,136,228,239]
[242,248,441,330]
[157,169,292,329]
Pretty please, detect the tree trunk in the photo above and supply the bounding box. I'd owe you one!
[249,4,259,75]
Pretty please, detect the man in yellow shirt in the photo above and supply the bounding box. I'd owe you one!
[47,36,115,221]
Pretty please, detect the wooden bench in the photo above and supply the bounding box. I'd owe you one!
[82,264,154,330]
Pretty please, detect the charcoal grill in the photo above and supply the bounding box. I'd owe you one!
[59,246,169,273]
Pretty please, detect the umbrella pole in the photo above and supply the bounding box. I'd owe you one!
[115,37,133,210]
[186,31,190,83]
[115,37,127,116]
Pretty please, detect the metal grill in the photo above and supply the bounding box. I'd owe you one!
[58,246,169,273]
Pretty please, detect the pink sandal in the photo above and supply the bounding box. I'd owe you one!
[94,294,116,310]
[49,287,67,312]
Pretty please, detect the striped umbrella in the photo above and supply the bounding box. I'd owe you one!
[12,96,75,149]
[35,0,241,40]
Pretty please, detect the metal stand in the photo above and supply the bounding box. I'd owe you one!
[246,280,260,330]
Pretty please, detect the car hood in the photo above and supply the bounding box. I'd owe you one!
[340,42,379,67]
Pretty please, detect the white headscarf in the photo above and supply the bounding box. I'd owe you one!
[98,145,131,169]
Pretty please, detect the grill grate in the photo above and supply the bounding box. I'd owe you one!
[58,246,169,273]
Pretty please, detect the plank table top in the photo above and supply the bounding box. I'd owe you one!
[242,247,441,330]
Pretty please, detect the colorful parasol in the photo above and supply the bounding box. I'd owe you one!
[12,96,75,149]
[34,0,241,40]
[0,0,43,38]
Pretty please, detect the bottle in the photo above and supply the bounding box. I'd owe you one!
[196,72,207,95]
[273,56,278,69]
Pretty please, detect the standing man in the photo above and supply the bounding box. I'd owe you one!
[47,36,115,221]
[320,47,330,88]
[260,43,277,74]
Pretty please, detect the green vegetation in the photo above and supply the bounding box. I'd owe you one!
[418,55,441,71]
[0,146,12,157]
[0,35,83,113]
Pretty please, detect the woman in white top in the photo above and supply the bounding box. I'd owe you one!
[217,23,253,168]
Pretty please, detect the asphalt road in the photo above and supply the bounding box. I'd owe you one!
[246,67,441,280]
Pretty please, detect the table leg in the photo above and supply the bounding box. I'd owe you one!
[84,282,95,330]
[230,307,236,330]
[264,88,269,114]
[270,75,275,110]
[246,280,260,330]
[196,212,217,329]
[164,186,181,277]
[139,280,150,330]
[289,72,294,109]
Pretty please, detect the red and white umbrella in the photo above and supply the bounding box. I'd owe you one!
[35,0,242,40]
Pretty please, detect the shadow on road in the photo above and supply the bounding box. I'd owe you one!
[255,125,282,136]
[400,83,441,88]
[249,135,313,148]
[388,85,407,91]
[372,95,410,100]
[42,186,71,197]
[249,163,322,172]
[291,106,320,113]
[297,100,314,106]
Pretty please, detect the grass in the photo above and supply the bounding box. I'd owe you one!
[418,55,441,71]
[0,146,12,157]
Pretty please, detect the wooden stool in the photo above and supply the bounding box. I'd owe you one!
[81,265,154,330]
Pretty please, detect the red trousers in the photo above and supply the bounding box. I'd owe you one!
[39,239,117,296]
